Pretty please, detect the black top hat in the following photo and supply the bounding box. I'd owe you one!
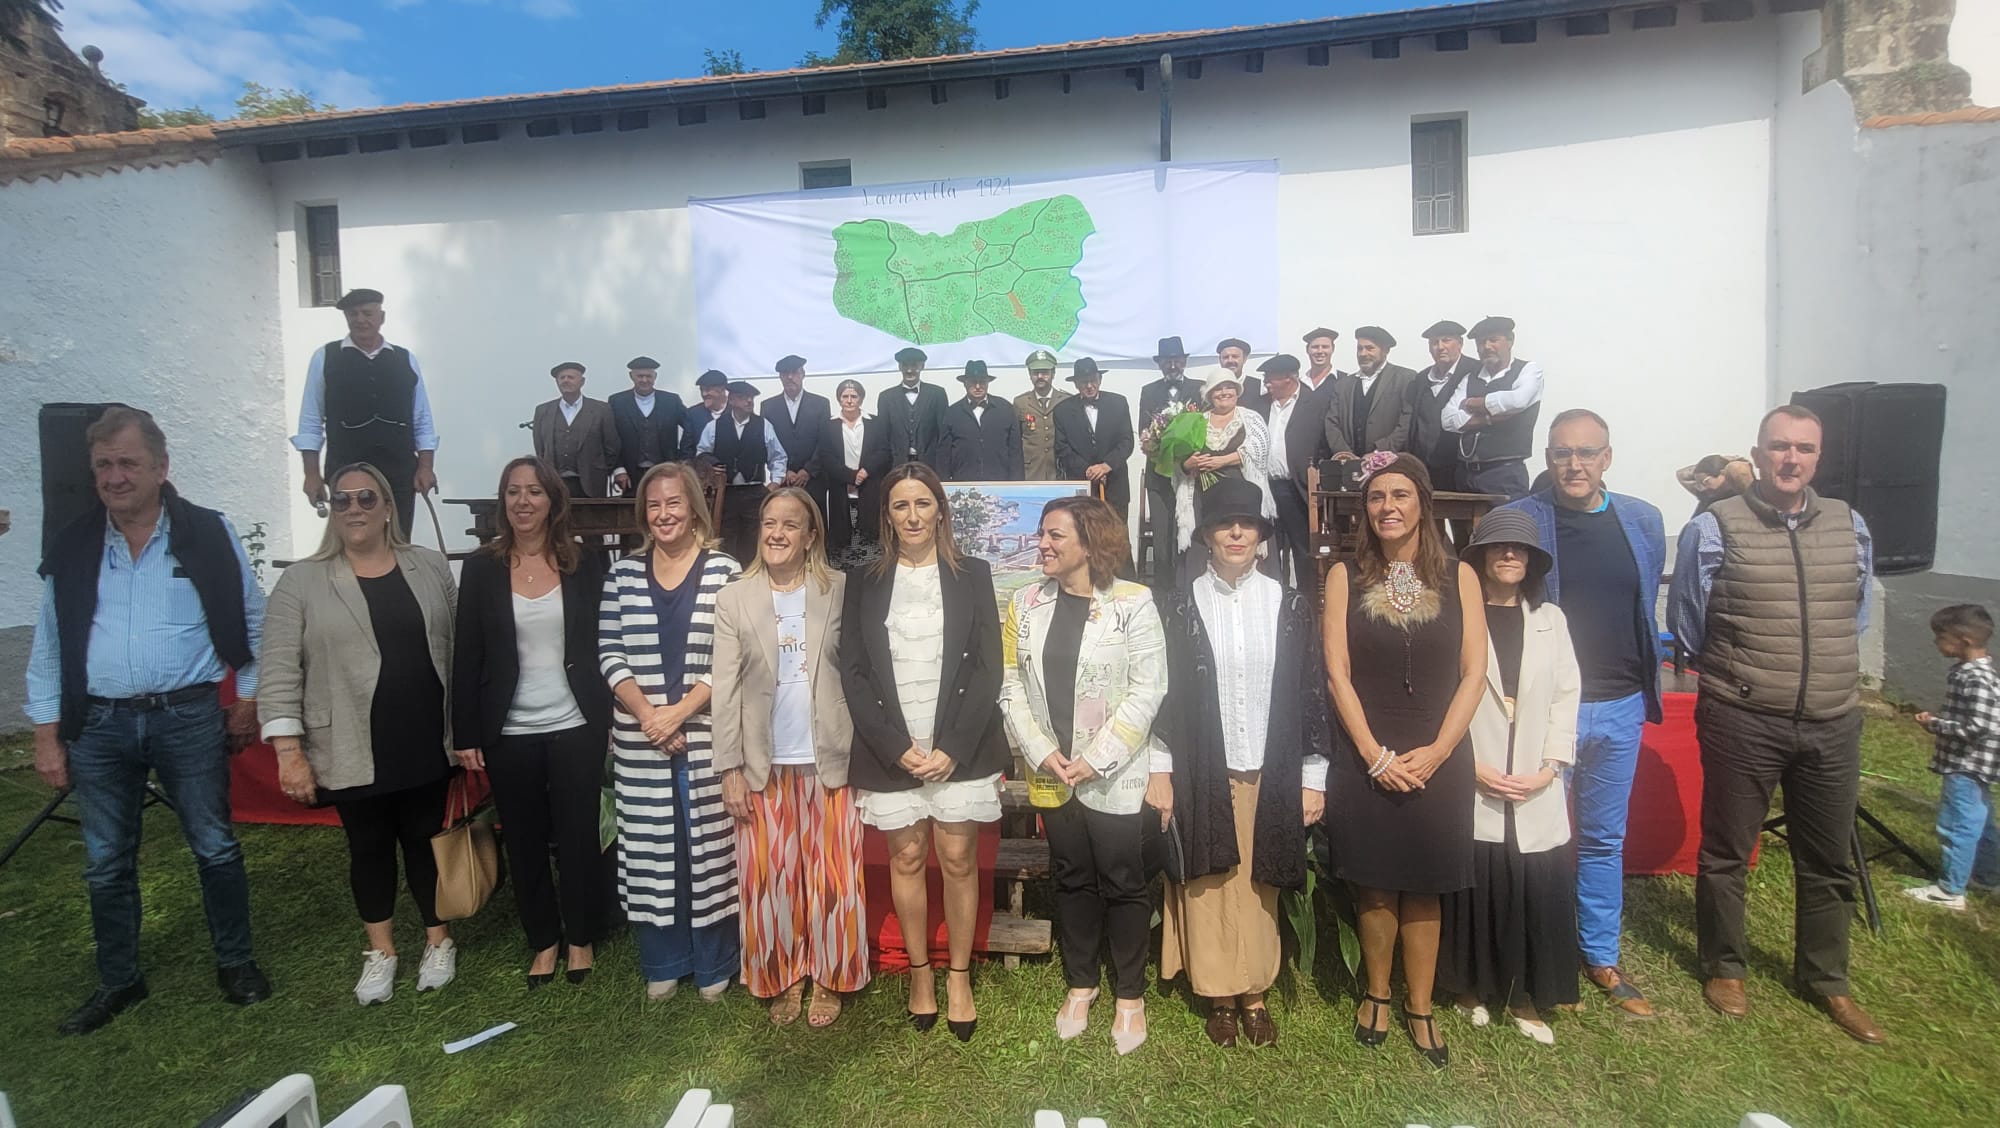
[334,288,384,310]
[1154,336,1189,360]
[1068,358,1103,384]
[1461,508,1552,580]
[1194,477,1273,539]
[959,360,990,383]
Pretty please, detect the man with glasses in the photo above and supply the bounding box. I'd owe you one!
[1501,408,1666,1018]
[294,288,438,538]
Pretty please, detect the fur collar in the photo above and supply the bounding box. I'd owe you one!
[1357,580,1442,626]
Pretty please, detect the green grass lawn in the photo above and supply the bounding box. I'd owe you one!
[2,718,1998,1127]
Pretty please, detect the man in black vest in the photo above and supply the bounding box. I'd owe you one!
[27,407,272,1035]
[878,346,948,468]
[1411,321,1481,493]
[1323,326,1418,461]
[532,362,626,498]
[608,356,686,488]
[1053,358,1134,525]
[294,288,436,537]
[764,354,830,509]
[679,370,731,461]
[941,361,1023,481]
[1442,315,1544,501]
[697,379,788,565]
[1137,336,1204,584]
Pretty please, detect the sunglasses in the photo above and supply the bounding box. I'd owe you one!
[329,489,380,513]
[1546,446,1607,464]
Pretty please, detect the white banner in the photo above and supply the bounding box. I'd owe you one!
[690,161,1279,378]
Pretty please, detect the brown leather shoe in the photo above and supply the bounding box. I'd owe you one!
[1703,977,1749,1019]
[1584,965,1655,1017]
[1204,1005,1239,1047]
[1818,996,1885,1045]
[1241,1005,1278,1047]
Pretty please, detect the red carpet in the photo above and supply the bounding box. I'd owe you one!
[861,824,999,971]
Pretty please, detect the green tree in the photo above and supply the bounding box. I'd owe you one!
[1,0,60,52]
[136,105,219,129]
[702,47,747,76]
[803,0,978,67]
[234,81,333,119]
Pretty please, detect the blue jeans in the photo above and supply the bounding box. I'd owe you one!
[630,755,737,987]
[65,696,255,989]
[1572,692,1647,968]
[1937,773,2000,896]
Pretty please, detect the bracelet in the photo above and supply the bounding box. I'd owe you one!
[1366,745,1393,778]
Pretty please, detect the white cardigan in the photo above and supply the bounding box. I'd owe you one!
[999,577,1167,815]
[1469,600,1581,854]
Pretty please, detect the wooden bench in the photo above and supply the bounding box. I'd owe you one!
[991,779,1052,966]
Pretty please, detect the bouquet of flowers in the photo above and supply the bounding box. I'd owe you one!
[1145,403,1212,481]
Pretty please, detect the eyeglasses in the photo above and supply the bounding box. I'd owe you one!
[329,489,380,512]
[1546,446,1607,464]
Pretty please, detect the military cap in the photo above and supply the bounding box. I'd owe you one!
[1469,316,1517,339]
[334,288,384,310]
[774,354,807,374]
[1025,349,1058,371]
[894,347,928,365]
[549,362,586,377]
[1355,326,1397,349]
[696,369,729,388]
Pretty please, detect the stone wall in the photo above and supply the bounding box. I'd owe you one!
[0,10,140,142]
[1816,0,1975,116]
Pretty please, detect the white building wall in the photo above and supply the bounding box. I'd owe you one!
[267,14,1789,559]
[0,157,287,724]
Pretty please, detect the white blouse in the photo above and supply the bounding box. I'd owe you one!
[502,587,586,736]
[886,561,945,749]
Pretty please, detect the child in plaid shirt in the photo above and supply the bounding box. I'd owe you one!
[1909,604,2000,911]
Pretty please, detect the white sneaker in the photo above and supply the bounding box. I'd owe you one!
[1904,883,1968,911]
[355,950,397,1005]
[417,940,457,992]
[646,979,680,1002]
[698,977,732,1003]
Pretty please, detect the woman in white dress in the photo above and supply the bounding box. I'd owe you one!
[839,462,1009,1042]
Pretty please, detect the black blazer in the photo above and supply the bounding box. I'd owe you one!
[941,396,1023,481]
[839,556,1008,792]
[813,414,892,543]
[1052,392,1134,509]
[877,382,950,468]
[1269,381,1335,486]
[763,392,831,478]
[451,549,613,751]
[608,389,686,475]
[1410,355,1481,475]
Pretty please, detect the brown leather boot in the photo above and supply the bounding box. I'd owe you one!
[1702,977,1749,1018]
[1818,996,1885,1045]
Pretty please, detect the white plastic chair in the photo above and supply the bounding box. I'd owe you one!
[217,1074,321,1128]
[325,1086,414,1128]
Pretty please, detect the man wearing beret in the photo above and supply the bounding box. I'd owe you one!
[877,346,949,469]
[1300,327,1342,395]
[1138,336,1204,583]
[1255,353,1324,591]
[532,362,626,497]
[1013,349,1070,481]
[697,379,788,564]
[941,361,1022,482]
[1053,358,1134,526]
[1411,322,1481,493]
[679,370,731,461]
[294,288,437,537]
[764,354,830,509]
[610,356,687,487]
[1323,326,1417,461]
[1442,315,1545,501]
[1216,338,1264,414]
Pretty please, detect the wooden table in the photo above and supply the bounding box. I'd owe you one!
[1307,464,1504,588]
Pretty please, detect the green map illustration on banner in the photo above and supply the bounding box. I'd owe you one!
[830,194,1095,349]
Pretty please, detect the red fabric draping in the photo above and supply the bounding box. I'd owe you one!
[862,823,1000,970]
[1626,690,1722,877]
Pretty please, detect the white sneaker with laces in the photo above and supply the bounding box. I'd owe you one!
[1904,883,1968,911]
[355,950,397,1005]
[417,939,457,992]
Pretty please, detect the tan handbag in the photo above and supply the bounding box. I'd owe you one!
[431,775,499,921]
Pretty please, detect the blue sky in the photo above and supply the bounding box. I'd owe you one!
[57,0,1398,115]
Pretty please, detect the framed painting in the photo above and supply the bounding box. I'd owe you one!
[944,480,1092,611]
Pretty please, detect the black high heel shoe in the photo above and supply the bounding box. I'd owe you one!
[1354,993,1390,1047]
[906,960,938,1033]
[946,964,977,1043]
[1404,1009,1449,1069]
[565,944,594,985]
[528,945,560,990]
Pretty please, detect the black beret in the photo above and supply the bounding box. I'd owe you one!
[549,362,586,377]
[1469,316,1517,339]
[1355,326,1397,349]
[958,360,990,383]
[1216,337,1251,354]
[894,347,928,365]
[334,288,384,310]
[775,354,807,373]
[1257,353,1302,374]
[696,369,729,388]
[1068,358,1102,383]
[627,356,662,371]
[1422,321,1467,340]
[1302,327,1339,344]
[727,380,760,398]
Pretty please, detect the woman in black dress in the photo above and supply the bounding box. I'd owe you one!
[1323,452,1487,1067]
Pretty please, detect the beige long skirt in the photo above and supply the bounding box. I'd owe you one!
[1160,770,1282,998]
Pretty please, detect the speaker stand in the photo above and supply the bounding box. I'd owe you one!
[0,783,176,870]
[1762,806,1934,936]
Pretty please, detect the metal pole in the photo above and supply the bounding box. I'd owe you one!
[1159,53,1173,162]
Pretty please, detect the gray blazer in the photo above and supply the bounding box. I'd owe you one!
[258,546,456,792]
[709,570,855,790]
[531,396,622,498]
[1324,363,1419,457]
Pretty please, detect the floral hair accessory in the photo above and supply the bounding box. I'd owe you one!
[1359,450,1399,478]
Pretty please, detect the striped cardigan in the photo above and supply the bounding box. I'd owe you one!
[599,550,742,929]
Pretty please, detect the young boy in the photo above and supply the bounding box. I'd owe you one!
[1909,604,2000,911]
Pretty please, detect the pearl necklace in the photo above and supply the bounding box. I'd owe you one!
[1385,560,1425,615]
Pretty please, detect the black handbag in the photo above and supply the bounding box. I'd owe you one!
[1141,805,1189,884]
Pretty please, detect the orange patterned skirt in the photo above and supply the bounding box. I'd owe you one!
[736,765,872,997]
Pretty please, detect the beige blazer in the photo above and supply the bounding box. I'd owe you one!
[258,546,456,792]
[710,570,855,790]
[1469,600,1580,853]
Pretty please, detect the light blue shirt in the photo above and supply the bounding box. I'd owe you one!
[25,508,266,724]
[696,415,789,484]
[1667,501,1873,657]
[292,336,440,452]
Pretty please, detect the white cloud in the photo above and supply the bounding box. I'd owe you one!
[58,0,385,111]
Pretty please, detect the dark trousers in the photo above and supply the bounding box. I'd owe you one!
[1143,474,1178,585]
[1044,798,1149,999]
[488,726,611,951]
[334,777,451,927]
[66,694,254,988]
[1462,459,1531,502]
[1270,476,1314,592]
[717,483,766,567]
[1694,698,1864,996]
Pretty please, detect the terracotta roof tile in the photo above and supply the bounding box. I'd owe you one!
[1862,106,2000,128]
[1,124,221,184]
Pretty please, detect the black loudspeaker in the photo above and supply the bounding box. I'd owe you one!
[39,402,131,562]
[1788,382,1946,575]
